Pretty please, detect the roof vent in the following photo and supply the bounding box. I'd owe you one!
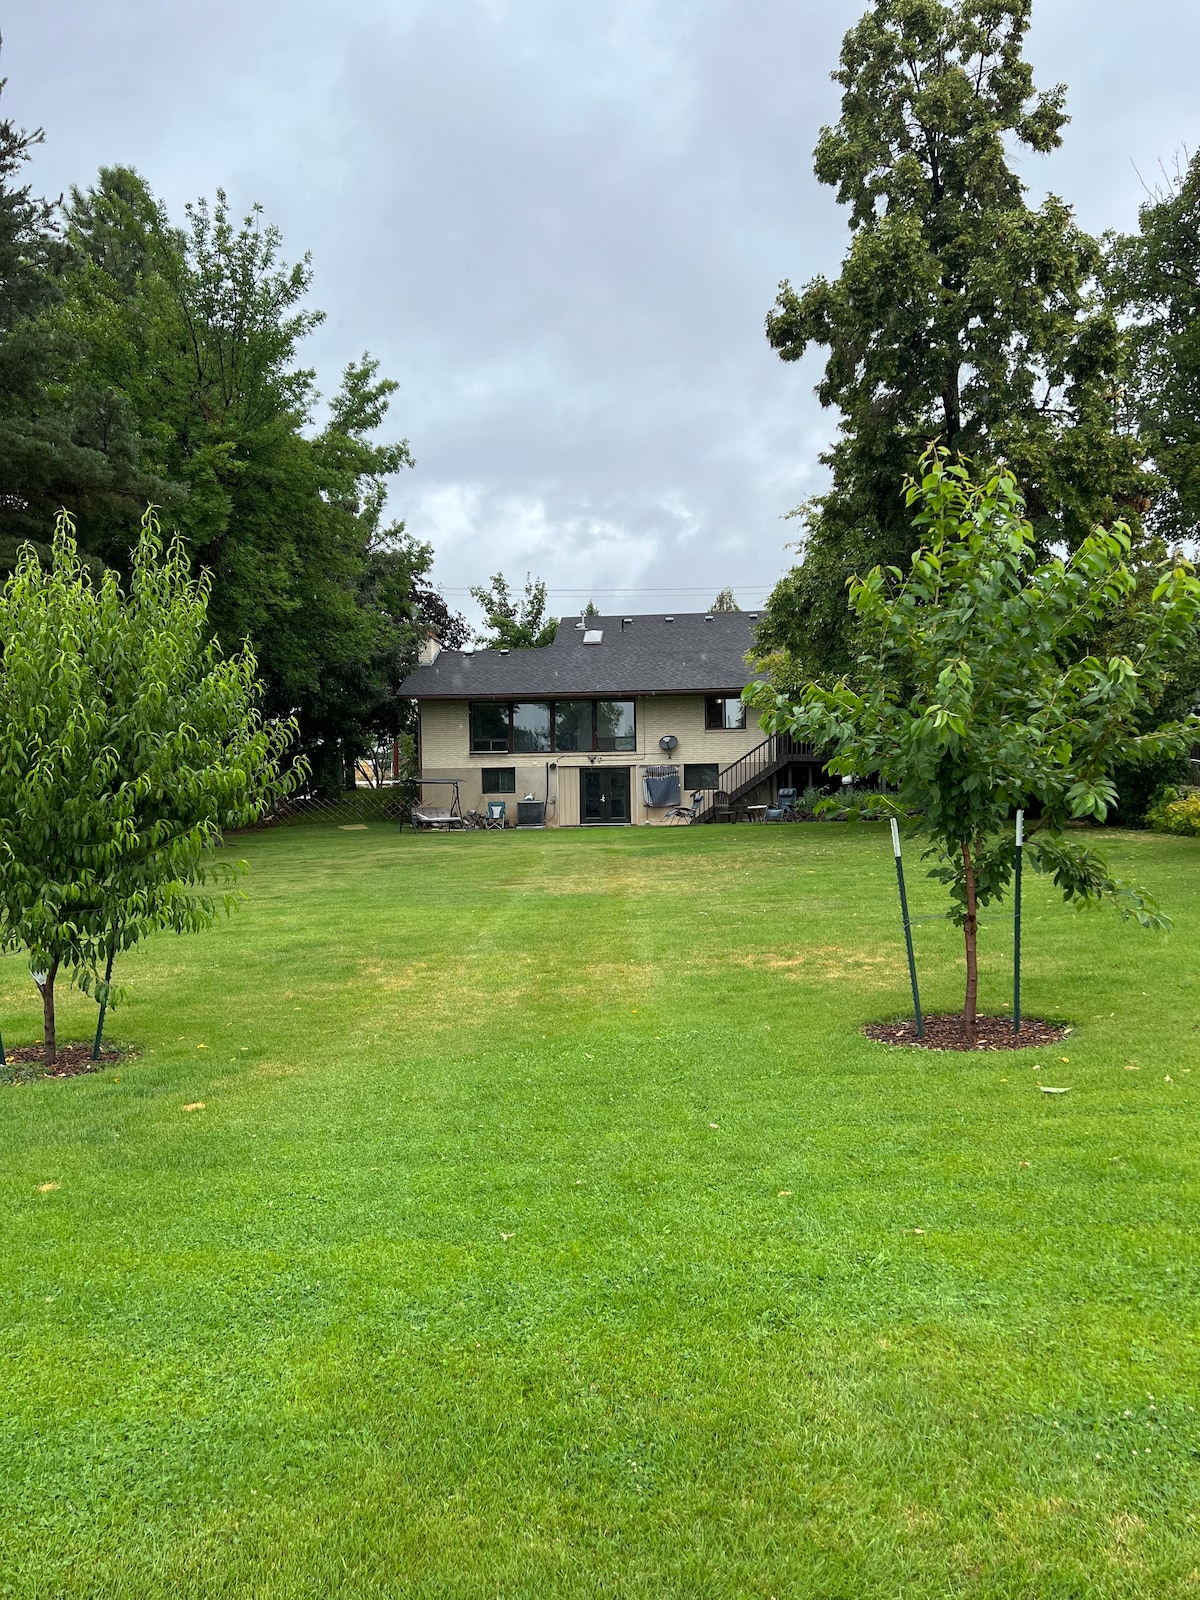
[704,614,714,622]
[582,629,603,646]
[575,620,585,628]
[664,615,674,622]
[499,648,509,655]
[748,612,760,620]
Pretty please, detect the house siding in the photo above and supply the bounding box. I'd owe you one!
[417,695,769,826]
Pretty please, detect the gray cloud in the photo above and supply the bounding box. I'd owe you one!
[6,0,1199,619]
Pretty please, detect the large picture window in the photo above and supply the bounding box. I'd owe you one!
[469,699,636,753]
[704,694,747,730]
[595,700,636,751]
[511,702,552,753]
[554,700,593,752]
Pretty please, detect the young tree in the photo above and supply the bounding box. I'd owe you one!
[0,509,300,1064]
[710,587,741,612]
[746,450,1200,1043]
[469,572,558,648]
[759,0,1149,678]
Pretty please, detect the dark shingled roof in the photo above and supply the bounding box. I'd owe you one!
[398,611,764,699]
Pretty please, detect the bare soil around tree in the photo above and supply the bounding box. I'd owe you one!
[864,1015,1071,1051]
[2,1044,122,1083]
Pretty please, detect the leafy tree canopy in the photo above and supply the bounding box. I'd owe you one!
[1111,150,1200,547]
[0,92,159,570]
[710,587,741,611]
[470,572,558,649]
[43,168,465,787]
[0,510,300,1064]
[747,450,1200,1042]
[760,0,1149,678]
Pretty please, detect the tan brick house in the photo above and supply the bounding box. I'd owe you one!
[397,611,826,826]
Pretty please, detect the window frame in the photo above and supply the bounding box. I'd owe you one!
[704,694,747,731]
[684,762,720,791]
[510,701,553,754]
[480,767,516,794]
[468,699,637,754]
[469,701,513,753]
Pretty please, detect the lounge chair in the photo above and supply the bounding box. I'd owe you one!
[663,790,706,824]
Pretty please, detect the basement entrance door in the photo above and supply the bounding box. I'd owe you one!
[580,767,631,824]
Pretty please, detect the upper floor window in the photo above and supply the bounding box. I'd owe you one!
[469,702,511,752]
[511,702,552,753]
[596,700,636,751]
[469,699,636,753]
[705,695,747,730]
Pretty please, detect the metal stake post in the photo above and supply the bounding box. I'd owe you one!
[890,817,924,1039]
[92,940,117,1062]
[1013,809,1024,1037]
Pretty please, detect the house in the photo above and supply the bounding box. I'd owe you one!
[396,610,827,826]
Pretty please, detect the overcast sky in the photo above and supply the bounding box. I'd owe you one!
[6,1,1199,621]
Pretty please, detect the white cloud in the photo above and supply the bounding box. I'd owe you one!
[5,0,1199,615]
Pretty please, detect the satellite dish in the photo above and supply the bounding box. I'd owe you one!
[659,734,679,751]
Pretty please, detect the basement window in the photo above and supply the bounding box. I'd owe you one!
[684,762,719,791]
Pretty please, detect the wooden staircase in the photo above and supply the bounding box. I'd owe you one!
[694,732,817,822]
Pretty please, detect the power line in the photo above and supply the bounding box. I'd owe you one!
[435,583,780,595]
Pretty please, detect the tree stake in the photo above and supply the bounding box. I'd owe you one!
[891,817,924,1039]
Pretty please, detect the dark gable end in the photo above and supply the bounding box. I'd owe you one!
[397,612,765,699]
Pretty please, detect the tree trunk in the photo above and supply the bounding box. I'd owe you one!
[942,361,962,445]
[961,841,979,1045]
[38,962,60,1066]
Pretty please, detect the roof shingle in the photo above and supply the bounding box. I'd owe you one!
[398,611,763,698]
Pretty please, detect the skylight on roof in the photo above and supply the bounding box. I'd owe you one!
[582,629,603,645]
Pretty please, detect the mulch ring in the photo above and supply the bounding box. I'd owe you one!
[865,1014,1071,1052]
[2,1044,122,1083]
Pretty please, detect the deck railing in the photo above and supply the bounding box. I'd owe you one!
[694,732,817,822]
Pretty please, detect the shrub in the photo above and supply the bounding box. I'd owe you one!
[1147,788,1200,836]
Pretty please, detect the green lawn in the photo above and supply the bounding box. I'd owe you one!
[2,821,1199,1598]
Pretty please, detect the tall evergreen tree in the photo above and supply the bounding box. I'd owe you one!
[759,0,1149,678]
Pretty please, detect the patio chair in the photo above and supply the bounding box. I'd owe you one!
[711,789,741,824]
[483,800,507,830]
[766,786,798,823]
